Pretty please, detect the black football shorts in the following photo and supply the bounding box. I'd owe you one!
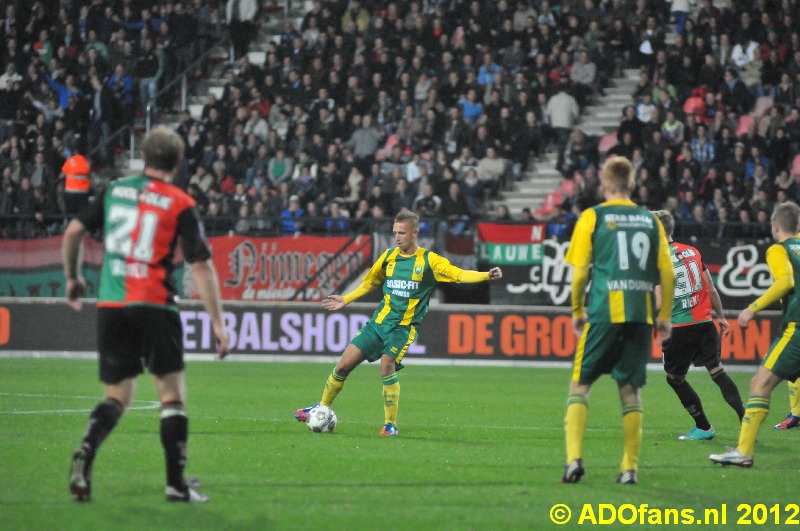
[97,306,184,384]
[661,321,721,376]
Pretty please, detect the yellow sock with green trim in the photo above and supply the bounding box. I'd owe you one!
[320,370,346,407]
[789,380,800,417]
[621,405,643,473]
[382,373,400,424]
[565,394,588,464]
[739,396,769,456]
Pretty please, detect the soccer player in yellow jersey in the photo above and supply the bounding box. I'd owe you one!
[774,228,800,431]
[562,156,675,485]
[295,210,503,435]
[774,378,800,429]
[710,202,800,467]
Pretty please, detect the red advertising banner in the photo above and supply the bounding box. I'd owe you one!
[476,223,547,243]
[209,234,372,301]
[0,236,105,298]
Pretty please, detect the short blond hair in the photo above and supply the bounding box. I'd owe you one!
[601,156,634,195]
[394,209,420,230]
[142,126,184,172]
[772,202,800,234]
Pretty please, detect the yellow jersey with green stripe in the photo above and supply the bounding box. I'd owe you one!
[347,247,483,327]
[753,238,800,327]
[566,199,672,324]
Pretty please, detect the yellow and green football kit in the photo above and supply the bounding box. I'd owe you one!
[345,246,489,363]
[563,198,674,474]
[737,237,800,456]
[320,246,491,427]
[566,199,674,387]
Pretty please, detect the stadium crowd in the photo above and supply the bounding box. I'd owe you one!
[1,0,799,243]
[0,0,220,237]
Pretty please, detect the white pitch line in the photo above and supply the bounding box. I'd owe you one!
[0,351,760,372]
[0,392,160,414]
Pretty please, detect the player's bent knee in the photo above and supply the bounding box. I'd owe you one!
[335,363,355,376]
[379,354,397,374]
[666,373,685,387]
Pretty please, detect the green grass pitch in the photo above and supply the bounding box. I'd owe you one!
[0,358,797,529]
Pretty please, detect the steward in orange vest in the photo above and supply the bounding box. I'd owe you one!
[63,155,92,216]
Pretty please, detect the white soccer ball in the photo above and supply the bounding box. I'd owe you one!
[307,405,337,433]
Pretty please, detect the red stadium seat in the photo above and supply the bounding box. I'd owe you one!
[558,179,575,196]
[598,132,618,154]
[736,115,755,136]
[535,192,562,218]
[752,96,773,119]
[682,97,704,116]
[791,154,800,177]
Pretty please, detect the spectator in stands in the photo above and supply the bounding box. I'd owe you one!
[519,207,537,223]
[731,34,759,70]
[558,129,597,179]
[0,63,21,91]
[477,147,508,197]
[234,202,252,234]
[87,73,116,168]
[608,17,635,74]
[343,166,365,209]
[345,114,381,178]
[267,148,293,184]
[12,175,35,236]
[494,204,513,222]
[412,183,441,219]
[661,108,685,149]
[458,88,484,127]
[719,68,751,116]
[546,84,580,153]
[635,91,658,125]
[478,53,502,86]
[326,200,350,234]
[134,37,161,119]
[226,0,258,60]
[391,177,414,215]
[674,188,696,221]
[280,194,304,234]
[570,51,597,108]
[690,124,716,171]
[438,182,471,238]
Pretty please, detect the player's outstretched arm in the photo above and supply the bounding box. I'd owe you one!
[326,251,388,309]
[487,266,502,280]
[322,294,346,311]
[191,260,229,359]
[443,265,503,283]
[62,218,87,311]
[740,245,795,326]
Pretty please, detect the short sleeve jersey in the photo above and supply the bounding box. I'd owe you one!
[670,242,713,327]
[78,175,211,308]
[566,199,670,324]
[359,247,468,327]
[771,238,800,327]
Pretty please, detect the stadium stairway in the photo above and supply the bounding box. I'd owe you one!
[500,69,639,217]
[121,2,310,172]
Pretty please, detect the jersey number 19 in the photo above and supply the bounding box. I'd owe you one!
[617,231,650,271]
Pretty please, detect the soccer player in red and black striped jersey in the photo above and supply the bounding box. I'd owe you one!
[63,126,229,503]
[653,211,744,441]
